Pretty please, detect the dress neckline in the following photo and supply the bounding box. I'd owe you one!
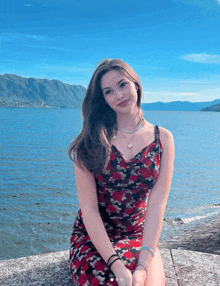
[111,139,156,163]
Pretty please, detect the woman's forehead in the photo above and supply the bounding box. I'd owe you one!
[101,70,129,87]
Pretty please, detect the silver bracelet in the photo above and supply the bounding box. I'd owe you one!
[140,246,155,257]
[137,262,148,274]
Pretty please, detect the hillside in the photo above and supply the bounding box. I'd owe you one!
[141,99,220,111]
[1,73,219,111]
[0,74,86,108]
[200,103,220,112]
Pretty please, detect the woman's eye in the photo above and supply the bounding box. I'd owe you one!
[105,90,111,95]
[120,82,127,87]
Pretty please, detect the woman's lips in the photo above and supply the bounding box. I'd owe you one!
[118,99,129,107]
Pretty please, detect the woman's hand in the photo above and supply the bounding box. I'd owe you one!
[111,260,133,286]
[132,265,148,286]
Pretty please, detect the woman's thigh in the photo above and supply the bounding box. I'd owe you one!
[144,248,166,286]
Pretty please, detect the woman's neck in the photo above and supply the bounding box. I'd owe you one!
[116,108,143,132]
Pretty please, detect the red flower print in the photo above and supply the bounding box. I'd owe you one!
[138,168,153,178]
[126,225,135,232]
[143,157,152,166]
[109,278,117,285]
[138,217,144,223]
[108,205,117,212]
[116,242,127,248]
[70,132,163,286]
[91,277,101,285]
[124,251,133,259]
[125,208,133,214]
[71,236,76,244]
[138,183,147,189]
[82,263,89,271]
[75,242,81,248]
[130,240,141,247]
[134,201,141,208]
[96,174,103,182]
[94,260,105,271]
[148,143,154,152]
[110,153,116,161]
[134,251,140,258]
[106,161,111,170]
[112,172,122,180]
[132,213,139,220]
[98,194,105,203]
[153,169,158,179]
[119,160,127,168]
[75,260,81,269]
[130,175,139,181]
[112,190,124,201]
[80,245,88,253]
[87,252,94,259]
[128,262,136,270]
[123,193,132,203]
[155,153,160,166]
[78,274,88,285]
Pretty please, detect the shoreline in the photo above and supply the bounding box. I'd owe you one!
[160,214,220,255]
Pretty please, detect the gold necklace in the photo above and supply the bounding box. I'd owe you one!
[116,118,144,149]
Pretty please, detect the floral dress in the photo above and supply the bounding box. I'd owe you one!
[70,125,163,285]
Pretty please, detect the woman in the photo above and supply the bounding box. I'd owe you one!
[68,59,174,286]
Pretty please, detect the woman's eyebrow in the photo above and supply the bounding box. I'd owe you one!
[102,86,111,91]
[102,79,126,91]
[117,79,126,85]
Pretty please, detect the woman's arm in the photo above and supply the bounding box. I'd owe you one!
[138,127,175,266]
[74,161,133,285]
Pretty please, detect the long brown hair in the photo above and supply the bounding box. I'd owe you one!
[68,59,143,175]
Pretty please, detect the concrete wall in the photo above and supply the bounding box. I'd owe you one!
[0,248,219,285]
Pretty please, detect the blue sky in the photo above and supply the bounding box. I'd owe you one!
[1,0,220,103]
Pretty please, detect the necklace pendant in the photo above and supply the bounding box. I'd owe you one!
[127,142,133,149]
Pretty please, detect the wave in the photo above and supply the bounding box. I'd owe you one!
[202,203,220,209]
[164,210,218,225]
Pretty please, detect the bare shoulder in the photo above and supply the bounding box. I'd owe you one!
[158,126,174,149]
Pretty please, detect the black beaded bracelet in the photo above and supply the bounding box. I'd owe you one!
[107,254,119,267]
[108,257,121,269]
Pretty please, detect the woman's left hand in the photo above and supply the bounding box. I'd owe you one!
[132,265,148,286]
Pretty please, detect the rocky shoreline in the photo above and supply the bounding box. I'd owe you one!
[160,215,220,255]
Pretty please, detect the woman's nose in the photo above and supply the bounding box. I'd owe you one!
[115,89,124,99]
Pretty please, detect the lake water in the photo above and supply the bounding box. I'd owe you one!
[0,108,220,260]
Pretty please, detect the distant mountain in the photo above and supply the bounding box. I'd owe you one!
[0,74,86,108]
[142,99,220,111]
[1,73,220,111]
[200,103,220,112]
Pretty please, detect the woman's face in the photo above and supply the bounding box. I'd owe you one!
[100,69,139,115]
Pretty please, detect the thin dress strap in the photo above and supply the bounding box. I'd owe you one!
[154,125,159,142]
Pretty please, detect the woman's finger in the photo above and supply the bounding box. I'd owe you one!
[132,268,147,286]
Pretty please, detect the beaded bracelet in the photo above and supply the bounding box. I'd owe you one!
[140,246,155,257]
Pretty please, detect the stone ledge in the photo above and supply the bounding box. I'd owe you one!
[0,249,219,285]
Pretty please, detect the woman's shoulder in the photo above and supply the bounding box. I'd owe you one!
[157,126,174,149]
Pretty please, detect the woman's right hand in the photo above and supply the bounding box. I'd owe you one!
[110,259,133,286]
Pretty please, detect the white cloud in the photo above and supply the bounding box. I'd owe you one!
[24,4,33,7]
[216,0,220,5]
[1,33,47,42]
[143,91,197,103]
[182,53,220,64]
[179,80,212,84]
[178,93,198,96]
